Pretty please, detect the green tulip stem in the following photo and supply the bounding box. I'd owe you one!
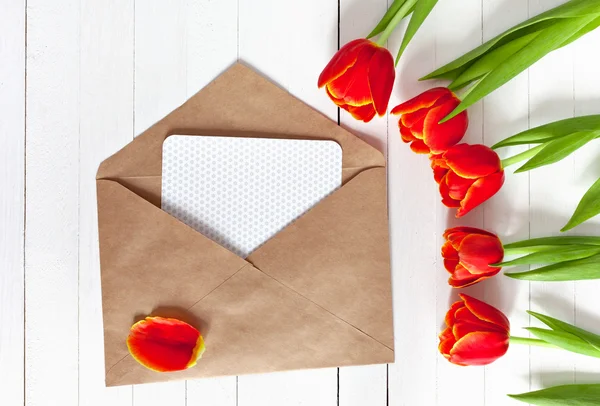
[509,336,558,348]
[375,0,418,46]
[500,144,546,169]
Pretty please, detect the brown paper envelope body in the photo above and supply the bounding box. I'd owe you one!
[97,63,394,386]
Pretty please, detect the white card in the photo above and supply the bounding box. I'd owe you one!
[161,135,342,258]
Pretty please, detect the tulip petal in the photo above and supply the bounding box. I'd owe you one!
[456,170,505,218]
[368,47,395,116]
[325,87,347,107]
[446,170,476,201]
[458,234,504,275]
[423,97,469,154]
[391,87,451,115]
[400,108,428,129]
[453,307,508,335]
[409,139,430,154]
[449,274,490,288]
[444,144,502,179]
[127,317,205,372]
[449,331,509,366]
[459,294,510,333]
[445,300,465,327]
[399,124,416,143]
[318,39,368,88]
[439,329,457,358]
[444,227,497,240]
[441,241,459,260]
[328,46,377,106]
[439,175,462,208]
[346,103,377,122]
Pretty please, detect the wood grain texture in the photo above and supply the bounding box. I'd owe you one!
[236,0,339,404]
[184,0,239,402]
[337,1,390,403]
[528,0,578,392]
[78,1,134,405]
[25,0,80,405]
[481,1,531,405]
[8,0,600,405]
[0,1,25,405]
[132,1,187,404]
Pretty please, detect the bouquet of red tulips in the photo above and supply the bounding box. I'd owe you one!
[318,0,600,404]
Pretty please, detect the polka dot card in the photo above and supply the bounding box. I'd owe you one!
[161,135,342,258]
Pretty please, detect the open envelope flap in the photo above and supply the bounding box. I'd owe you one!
[97,179,249,371]
[106,265,394,386]
[248,167,394,349]
[96,62,385,185]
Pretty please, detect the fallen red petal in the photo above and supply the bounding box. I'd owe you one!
[127,316,206,372]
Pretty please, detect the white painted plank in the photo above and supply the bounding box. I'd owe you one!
[481,1,532,405]
[25,0,80,405]
[239,369,337,406]
[433,1,486,405]
[387,3,438,405]
[528,0,577,392]
[134,0,187,136]
[0,1,25,405]
[337,0,389,403]
[78,0,134,405]
[184,0,239,402]
[571,24,600,384]
[133,1,187,404]
[187,378,237,406]
[237,0,338,404]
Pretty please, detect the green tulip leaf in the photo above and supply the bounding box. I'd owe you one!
[443,14,599,122]
[367,0,410,38]
[515,130,600,173]
[526,328,600,358]
[493,115,600,149]
[421,0,600,81]
[528,311,600,353]
[497,245,600,267]
[448,31,541,91]
[562,14,600,47]
[396,0,438,63]
[563,177,600,231]
[505,252,600,281]
[509,384,600,406]
[503,236,600,253]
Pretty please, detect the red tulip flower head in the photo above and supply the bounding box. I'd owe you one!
[442,227,504,288]
[127,317,205,372]
[391,87,468,154]
[439,294,510,366]
[431,144,505,217]
[318,39,395,122]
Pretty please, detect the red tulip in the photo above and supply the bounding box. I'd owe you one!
[127,317,205,372]
[431,144,505,217]
[391,87,468,154]
[442,227,504,288]
[318,39,395,122]
[439,294,510,366]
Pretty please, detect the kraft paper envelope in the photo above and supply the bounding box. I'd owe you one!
[97,63,394,387]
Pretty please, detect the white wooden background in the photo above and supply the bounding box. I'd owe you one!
[2,0,600,405]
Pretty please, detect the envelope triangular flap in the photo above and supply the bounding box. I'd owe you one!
[106,265,394,386]
[248,167,394,349]
[97,179,249,371]
[97,63,385,182]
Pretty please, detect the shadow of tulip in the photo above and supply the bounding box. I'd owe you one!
[133,306,210,339]
[530,371,600,390]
